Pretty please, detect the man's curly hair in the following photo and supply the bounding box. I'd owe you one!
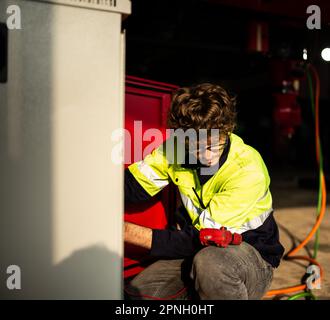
[167,83,237,136]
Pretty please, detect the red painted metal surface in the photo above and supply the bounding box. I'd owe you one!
[124,76,178,280]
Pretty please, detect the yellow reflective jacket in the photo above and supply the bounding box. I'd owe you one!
[128,133,272,234]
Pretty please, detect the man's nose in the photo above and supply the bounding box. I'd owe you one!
[202,149,212,160]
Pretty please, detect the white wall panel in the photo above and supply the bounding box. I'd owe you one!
[0,0,130,299]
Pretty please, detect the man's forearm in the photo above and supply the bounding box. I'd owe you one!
[124,221,152,250]
[124,221,201,258]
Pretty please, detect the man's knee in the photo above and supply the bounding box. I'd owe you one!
[192,246,241,275]
[126,259,187,300]
[191,247,240,284]
[190,246,248,299]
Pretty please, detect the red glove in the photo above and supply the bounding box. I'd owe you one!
[199,227,242,248]
[231,232,242,245]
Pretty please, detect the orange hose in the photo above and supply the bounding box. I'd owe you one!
[265,64,327,298]
[288,173,326,257]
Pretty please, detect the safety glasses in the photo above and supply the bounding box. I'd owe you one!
[187,140,228,154]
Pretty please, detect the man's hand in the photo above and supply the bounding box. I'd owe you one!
[124,222,152,250]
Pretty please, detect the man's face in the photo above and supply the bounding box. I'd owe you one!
[188,135,227,167]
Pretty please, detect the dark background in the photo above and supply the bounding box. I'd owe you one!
[123,0,330,184]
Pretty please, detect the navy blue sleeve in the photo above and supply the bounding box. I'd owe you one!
[125,168,152,203]
[150,225,202,258]
[242,212,285,268]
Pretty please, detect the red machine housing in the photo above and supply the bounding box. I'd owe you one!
[273,91,302,138]
[124,76,178,280]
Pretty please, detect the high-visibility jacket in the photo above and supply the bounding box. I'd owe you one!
[128,133,272,234]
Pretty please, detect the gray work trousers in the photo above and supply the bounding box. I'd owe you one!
[125,242,274,300]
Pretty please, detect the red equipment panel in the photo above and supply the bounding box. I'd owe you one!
[124,76,178,279]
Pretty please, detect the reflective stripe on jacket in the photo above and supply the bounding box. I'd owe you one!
[128,133,272,234]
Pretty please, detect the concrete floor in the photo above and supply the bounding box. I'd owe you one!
[267,171,330,300]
